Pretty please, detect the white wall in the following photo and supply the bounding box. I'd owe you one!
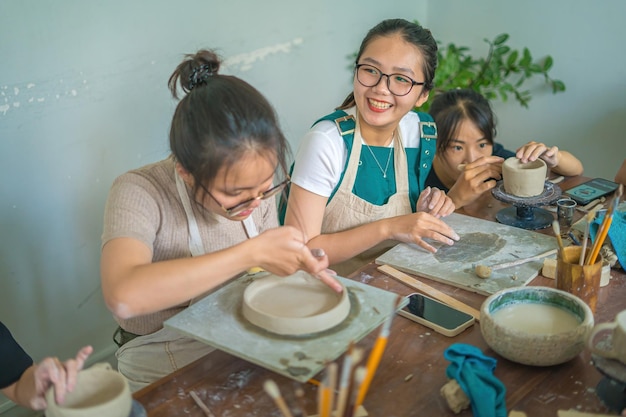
[427,0,626,179]
[0,0,426,412]
[2,0,625,413]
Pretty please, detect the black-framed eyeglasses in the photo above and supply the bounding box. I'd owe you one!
[355,64,425,96]
[203,178,290,217]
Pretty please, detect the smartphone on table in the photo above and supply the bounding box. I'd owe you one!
[397,293,475,337]
[565,178,619,206]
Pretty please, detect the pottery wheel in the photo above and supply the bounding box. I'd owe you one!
[242,271,350,336]
[492,181,562,230]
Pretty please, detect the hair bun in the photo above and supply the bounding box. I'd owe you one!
[189,63,216,90]
[168,49,222,99]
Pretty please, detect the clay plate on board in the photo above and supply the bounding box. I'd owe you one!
[242,271,350,336]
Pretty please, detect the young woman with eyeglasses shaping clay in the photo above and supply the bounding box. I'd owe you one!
[284,19,459,276]
[426,88,583,209]
[100,49,341,391]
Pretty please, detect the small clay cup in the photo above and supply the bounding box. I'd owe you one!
[45,363,131,417]
[588,309,626,365]
[502,157,547,197]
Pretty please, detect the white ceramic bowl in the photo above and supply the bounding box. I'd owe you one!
[242,271,350,336]
[45,363,131,417]
[480,286,594,366]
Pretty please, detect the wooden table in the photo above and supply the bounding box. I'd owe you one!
[134,176,625,416]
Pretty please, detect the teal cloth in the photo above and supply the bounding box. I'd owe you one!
[444,343,507,417]
[590,205,626,267]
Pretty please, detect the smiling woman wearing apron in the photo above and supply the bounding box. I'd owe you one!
[283,19,459,277]
[100,49,340,392]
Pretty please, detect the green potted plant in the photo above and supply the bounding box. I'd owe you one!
[424,32,565,111]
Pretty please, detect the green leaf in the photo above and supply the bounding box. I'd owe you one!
[520,48,532,66]
[506,50,519,67]
[552,80,566,92]
[542,56,554,71]
[493,33,509,45]
[495,46,511,56]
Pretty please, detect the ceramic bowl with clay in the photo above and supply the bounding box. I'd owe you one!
[242,270,350,336]
[480,286,594,366]
[502,157,547,197]
[45,363,131,417]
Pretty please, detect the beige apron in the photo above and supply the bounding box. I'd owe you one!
[322,117,412,276]
[116,170,259,392]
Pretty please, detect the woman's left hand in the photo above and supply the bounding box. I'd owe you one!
[516,141,560,168]
[30,346,93,409]
[416,187,456,218]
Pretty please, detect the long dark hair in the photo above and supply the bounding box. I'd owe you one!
[338,19,438,109]
[167,49,290,198]
[429,88,497,153]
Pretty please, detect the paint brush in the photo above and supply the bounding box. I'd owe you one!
[354,296,398,408]
[318,371,330,417]
[579,210,595,266]
[189,390,217,417]
[587,185,622,265]
[346,366,367,417]
[552,220,565,255]
[264,379,295,417]
[294,388,309,417]
[336,346,363,417]
[319,363,337,417]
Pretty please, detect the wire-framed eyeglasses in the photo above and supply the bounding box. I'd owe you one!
[355,63,425,96]
[204,178,290,217]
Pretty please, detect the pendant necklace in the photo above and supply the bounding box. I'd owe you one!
[364,134,394,178]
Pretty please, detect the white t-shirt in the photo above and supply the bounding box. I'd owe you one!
[291,108,424,198]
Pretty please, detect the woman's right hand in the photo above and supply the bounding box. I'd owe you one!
[448,155,504,209]
[387,212,460,253]
[250,226,343,292]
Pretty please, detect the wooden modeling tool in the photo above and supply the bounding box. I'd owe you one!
[264,380,295,417]
[474,248,558,279]
[378,264,481,321]
[189,390,217,417]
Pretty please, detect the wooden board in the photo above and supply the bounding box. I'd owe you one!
[375,212,558,296]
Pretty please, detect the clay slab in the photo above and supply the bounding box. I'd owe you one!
[164,274,405,382]
[376,212,558,296]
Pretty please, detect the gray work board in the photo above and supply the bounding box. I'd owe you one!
[164,273,405,383]
[376,212,558,296]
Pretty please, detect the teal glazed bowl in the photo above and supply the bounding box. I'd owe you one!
[480,286,594,366]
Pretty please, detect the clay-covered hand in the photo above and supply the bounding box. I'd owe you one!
[29,345,93,410]
[253,226,342,292]
[416,187,456,218]
[516,141,560,168]
[388,212,460,254]
[447,156,504,209]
